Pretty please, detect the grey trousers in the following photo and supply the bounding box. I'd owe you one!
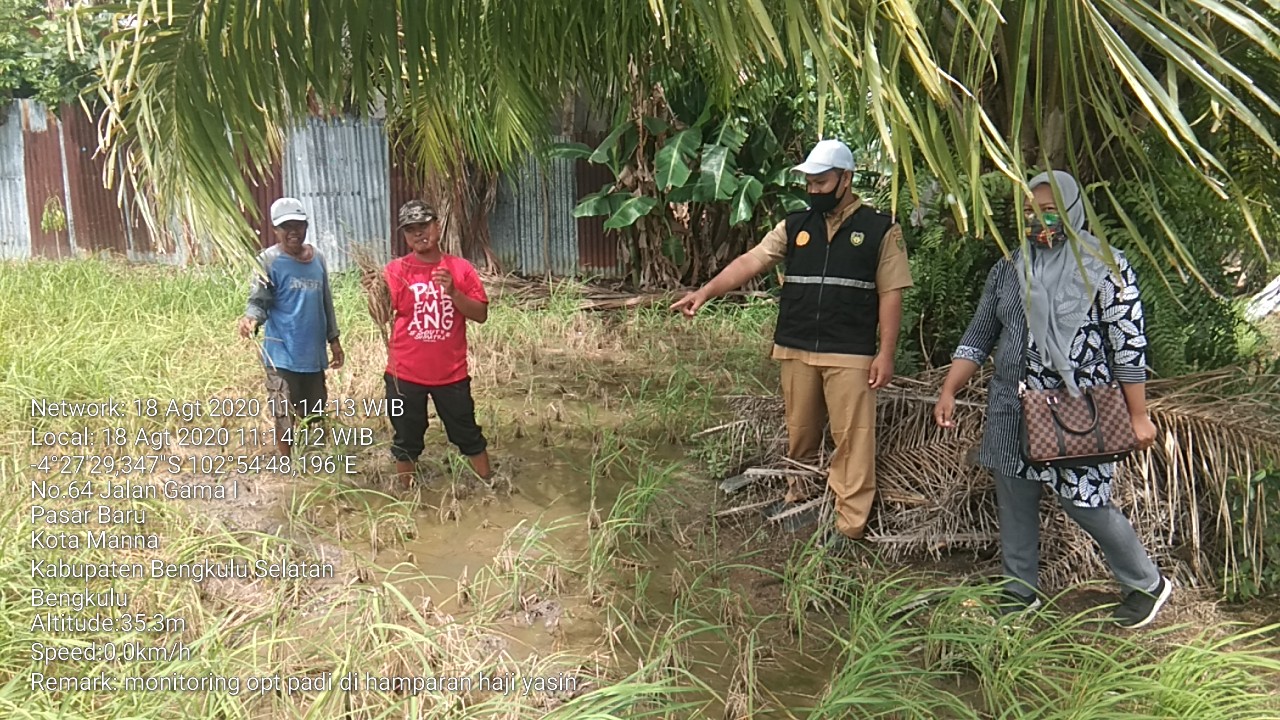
[994,472,1161,597]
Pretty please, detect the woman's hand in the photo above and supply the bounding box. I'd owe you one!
[934,391,957,428]
[1131,413,1157,450]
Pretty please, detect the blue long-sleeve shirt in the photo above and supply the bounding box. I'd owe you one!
[244,244,340,373]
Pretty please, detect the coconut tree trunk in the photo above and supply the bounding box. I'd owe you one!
[426,149,502,273]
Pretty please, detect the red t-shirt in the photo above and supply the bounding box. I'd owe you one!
[384,254,488,387]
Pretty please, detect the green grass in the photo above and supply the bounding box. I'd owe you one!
[1,258,1278,719]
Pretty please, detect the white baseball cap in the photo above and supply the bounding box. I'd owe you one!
[792,139,855,175]
[270,197,307,226]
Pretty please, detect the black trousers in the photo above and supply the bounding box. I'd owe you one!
[265,367,327,437]
[384,373,487,461]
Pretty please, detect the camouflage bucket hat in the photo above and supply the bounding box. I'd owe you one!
[398,200,437,228]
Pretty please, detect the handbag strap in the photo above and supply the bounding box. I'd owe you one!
[1048,392,1101,434]
[1019,319,1031,394]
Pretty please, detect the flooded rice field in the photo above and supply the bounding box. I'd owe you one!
[3,261,1278,719]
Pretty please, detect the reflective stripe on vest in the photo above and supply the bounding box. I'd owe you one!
[782,274,877,291]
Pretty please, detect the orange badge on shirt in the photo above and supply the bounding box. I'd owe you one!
[796,231,811,247]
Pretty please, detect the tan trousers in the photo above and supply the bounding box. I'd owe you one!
[780,359,876,539]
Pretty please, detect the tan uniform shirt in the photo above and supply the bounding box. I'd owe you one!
[746,199,913,368]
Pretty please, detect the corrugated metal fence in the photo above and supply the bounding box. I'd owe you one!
[491,134,581,276]
[283,115,392,271]
[0,103,30,260]
[0,101,623,277]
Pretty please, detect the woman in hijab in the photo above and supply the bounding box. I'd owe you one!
[933,170,1170,628]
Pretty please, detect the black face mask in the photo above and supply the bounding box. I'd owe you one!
[808,175,847,213]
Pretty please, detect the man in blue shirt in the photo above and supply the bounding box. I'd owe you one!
[238,197,344,456]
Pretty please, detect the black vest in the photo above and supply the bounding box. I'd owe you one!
[774,205,893,355]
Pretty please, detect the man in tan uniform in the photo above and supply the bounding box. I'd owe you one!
[672,139,912,549]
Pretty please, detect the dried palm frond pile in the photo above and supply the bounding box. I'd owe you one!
[706,367,1280,591]
[351,242,392,344]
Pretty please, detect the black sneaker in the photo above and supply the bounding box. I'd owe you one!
[994,589,1042,617]
[1113,576,1172,629]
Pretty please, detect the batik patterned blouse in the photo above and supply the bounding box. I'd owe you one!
[952,251,1148,507]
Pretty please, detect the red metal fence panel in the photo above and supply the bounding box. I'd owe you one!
[574,159,621,274]
[388,139,428,260]
[20,102,70,258]
[242,159,285,250]
[60,106,127,255]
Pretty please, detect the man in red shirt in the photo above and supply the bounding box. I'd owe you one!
[384,199,496,491]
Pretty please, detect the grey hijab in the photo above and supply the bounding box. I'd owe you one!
[1016,171,1110,396]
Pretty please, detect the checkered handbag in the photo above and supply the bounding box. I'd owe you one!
[1020,381,1138,467]
[1017,326,1137,468]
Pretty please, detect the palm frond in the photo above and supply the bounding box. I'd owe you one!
[78,0,1280,284]
[709,367,1280,592]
